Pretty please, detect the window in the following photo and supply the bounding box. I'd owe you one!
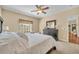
[18,19,33,33]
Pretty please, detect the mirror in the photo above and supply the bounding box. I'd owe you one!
[68,18,77,35]
[46,20,56,28]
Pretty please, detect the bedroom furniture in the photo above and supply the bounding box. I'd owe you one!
[43,28,58,41]
[43,20,58,41]
[0,16,3,33]
[0,32,56,54]
[46,46,56,54]
[0,17,56,53]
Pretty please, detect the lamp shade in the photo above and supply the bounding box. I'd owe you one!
[5,26,9,31]
[3,26,9,31]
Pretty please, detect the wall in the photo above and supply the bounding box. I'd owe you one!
[77,17,79,36]
[39,7,79,42]
[78,17,79,34]
[2,9,39,32]
[0,7,2,16]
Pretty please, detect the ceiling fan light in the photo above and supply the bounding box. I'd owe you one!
[37,10,42,13]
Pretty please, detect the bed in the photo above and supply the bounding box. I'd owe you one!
[0,16,56,54]
[0,32,56,54]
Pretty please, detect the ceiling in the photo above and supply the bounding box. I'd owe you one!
[1,5,79,19]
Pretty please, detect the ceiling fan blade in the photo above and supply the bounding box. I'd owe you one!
[42,11,47,14]
[36,5,44,8]
[37,12,40,15]
[31,10,38,12]
[42,7,49,10]
[36,5,39,8]
[31,5,49,15]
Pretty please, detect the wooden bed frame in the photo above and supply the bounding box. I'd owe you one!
[0,16,3,33]
[46,46,56,54]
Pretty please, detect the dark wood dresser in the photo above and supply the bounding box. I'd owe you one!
[43,28,58,41]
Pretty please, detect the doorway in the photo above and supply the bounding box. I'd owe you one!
[68,18,79,44]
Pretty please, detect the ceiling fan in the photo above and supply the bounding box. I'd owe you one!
[31,5,49,15]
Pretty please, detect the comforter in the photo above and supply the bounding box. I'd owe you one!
[0,32,56,54]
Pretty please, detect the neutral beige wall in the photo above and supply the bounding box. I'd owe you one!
[40,7,79,42]
[78,17,79,33]
[0,7,2,16]
[2,9,39,32]
[77,17,79,35]
[78,18,79,35]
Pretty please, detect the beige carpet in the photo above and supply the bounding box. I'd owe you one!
[50,41,79,54]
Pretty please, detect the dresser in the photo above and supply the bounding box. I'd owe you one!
[43,28,58,41]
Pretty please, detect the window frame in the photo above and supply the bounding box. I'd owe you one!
[18,19,33,33]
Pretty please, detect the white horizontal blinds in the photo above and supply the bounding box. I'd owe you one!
[19,19,33,24]
[19,19,33,33]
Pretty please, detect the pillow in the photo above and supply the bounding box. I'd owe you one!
[16,32,28,41]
